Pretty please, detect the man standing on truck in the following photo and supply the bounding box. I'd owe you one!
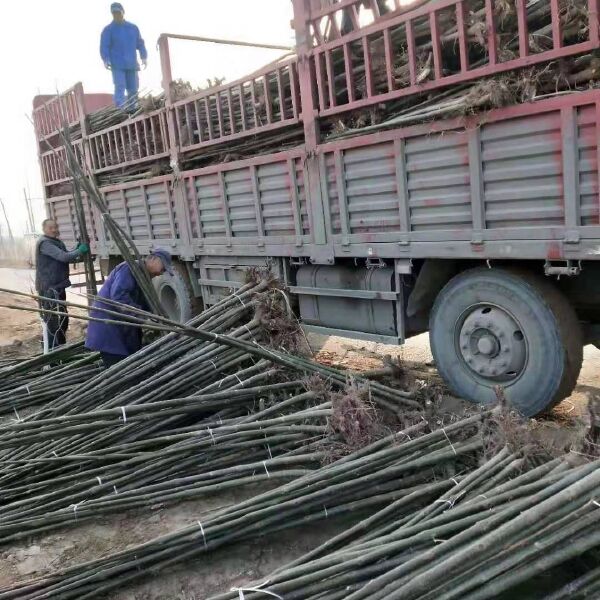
[100,2,148,110]
[85,249,173,369]
[35,219,89,351]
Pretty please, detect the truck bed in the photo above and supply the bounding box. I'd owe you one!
[49,88,600,263]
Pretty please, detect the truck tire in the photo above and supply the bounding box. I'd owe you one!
[153,262,197,323]
[429,268,583,416]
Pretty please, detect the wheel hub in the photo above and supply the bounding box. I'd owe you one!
[458,306,527,381]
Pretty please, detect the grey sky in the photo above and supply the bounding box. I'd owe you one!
[0,0,295,235]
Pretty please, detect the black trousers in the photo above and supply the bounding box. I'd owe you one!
[40,288,68,350]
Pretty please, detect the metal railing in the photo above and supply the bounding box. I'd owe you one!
[172,57,301,153]
[305,0,600,117]
[87,110,169,172]
[32,84,83,141]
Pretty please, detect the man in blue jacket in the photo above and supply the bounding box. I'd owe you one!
[100,2,147,110]
[85,249,173,368]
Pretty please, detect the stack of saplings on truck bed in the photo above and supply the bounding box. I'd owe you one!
[328,0,599,136]
[83,0,600,181]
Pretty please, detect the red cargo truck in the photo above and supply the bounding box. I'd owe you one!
[32,0,600,415]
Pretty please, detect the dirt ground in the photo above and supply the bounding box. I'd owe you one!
[0,267,598,598]
[0,267,87,356]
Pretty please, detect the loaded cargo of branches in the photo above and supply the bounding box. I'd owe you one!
[321,0,599,136]
[33,0,600,197]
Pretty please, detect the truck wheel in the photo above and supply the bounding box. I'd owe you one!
[153,262,197,323]
[429,268,583,416]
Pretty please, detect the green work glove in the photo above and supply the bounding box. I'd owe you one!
[77,243,90,254]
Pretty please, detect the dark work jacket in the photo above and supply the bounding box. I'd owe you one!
[85,262,150,356]
[35,236,72,293]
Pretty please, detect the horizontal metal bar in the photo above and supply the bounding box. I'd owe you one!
[301,324,402,345]
[317,87,600,154]
[45,176,71,186]
[159,33,294,51]
[182,146,305,178]
[289,285,398,301]
[179,117,301,152]
[312,0,459,52]
[87,110,164,138]
[92,152,171,174]
[172,57,298,108]
[33,84,79,114]
[316,40,597,118]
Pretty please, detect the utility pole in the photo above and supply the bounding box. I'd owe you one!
[0,198,14,241]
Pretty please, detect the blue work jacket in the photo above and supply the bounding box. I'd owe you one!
[85,262,150,357]
[100,20,147,71]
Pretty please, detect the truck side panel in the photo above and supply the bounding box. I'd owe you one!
[51,90,600,262]
[319,90,600,260]
[184,152,312,251]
